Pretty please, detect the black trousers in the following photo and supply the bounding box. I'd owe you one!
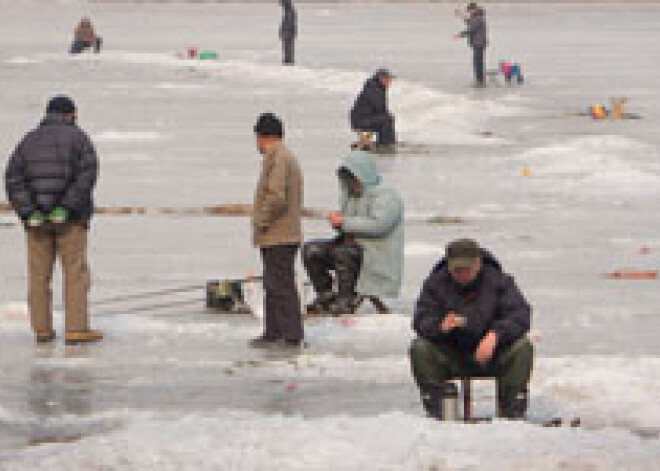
[260,245,303,341]
[472,47,485,85]
[302,239,363,298]
[70,38,102,54]
[351,113,396,146]
[282,35,295,65]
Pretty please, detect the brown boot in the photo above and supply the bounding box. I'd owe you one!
[65,330,103,345]
[35,330,56,344]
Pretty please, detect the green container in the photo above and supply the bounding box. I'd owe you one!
[199,50,219,61]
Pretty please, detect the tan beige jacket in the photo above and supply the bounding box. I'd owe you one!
[252,142,303,247]
[75,21,97,43]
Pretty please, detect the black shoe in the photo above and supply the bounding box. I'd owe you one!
[305,292,335,316]
[282,339,306,350]
[498,388,528,420]
[328,296,356,316]
[421,382,459,420]
[35,330,56,344]
[249,336,280,349]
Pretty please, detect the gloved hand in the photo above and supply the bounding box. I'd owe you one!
[48,207,68,224]
[26,211,45,227]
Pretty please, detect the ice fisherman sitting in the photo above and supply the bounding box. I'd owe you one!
[409,239,534,420]
[303,150,404,316]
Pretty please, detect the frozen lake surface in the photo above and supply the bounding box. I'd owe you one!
[1,2,659,469]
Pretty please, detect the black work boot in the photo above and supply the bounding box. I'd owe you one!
[498,388,528,420]
[305,292,335,315]
[328,296,357,316]
[420,382,459,420]
[331,246,362,315]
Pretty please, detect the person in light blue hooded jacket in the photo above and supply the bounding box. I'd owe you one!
[303,150,404,315]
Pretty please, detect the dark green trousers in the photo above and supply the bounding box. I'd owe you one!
[409,336,533,394]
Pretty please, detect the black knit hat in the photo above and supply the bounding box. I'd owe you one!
[46,95,76,114]
[253,113,284,137]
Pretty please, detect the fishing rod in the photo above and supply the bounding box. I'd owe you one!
[0,202,327,220]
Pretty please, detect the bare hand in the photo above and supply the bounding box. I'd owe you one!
[328,211,343,228]
[474,331,498,365]
[440,311,458,333]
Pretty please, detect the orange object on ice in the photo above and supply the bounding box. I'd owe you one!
[604,270,657,280]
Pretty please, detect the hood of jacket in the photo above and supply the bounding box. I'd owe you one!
[337,150,381,188]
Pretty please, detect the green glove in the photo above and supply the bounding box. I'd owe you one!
[26,211,45,227]
[48,207,68,224]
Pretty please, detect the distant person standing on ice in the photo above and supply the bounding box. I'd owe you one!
[4,96,102,345]
[250,113,305,350]
[280,0,297,65]
[350,69,396,153]
[70,17,102,54]
[455,3,488,87]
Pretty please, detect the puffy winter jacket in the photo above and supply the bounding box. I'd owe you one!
[413,250,531,353]
[5,114,98,222]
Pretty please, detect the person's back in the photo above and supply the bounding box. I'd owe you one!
[75,19,96,43]
[339,150,404,298]
[4,96,101,346]
[7,113,96,222]
[351,76,387,126]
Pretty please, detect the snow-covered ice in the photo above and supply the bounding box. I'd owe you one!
[1,1,660,469]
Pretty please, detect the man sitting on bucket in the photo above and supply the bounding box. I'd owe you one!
[303,150,404,315]
[409,238,533,420]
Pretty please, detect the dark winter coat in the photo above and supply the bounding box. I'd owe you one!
[350,76,390,129]
[5,114,98,222]
[280,0,297,39]
[412,250,531,354]
[461,9,488,49]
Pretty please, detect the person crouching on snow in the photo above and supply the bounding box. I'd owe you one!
[409,238,533,420]
[303,150,404,316]
[70,17,102,54]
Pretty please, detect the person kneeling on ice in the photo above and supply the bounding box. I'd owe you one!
[70,17,102,54]
[350,69,397,153]
[409,239,533,420]
[4,96,102,345]
[303,150,404,315]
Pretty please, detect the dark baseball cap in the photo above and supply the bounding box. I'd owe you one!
[467,2,478,11]
[446,238,481,270]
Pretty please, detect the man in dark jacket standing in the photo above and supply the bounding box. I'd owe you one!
[4,96,102,345]
[251,113,304,349]
[409,239,533,419]
[350,69,396,151]
[280,0,297,65]
[456,3,488,87]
